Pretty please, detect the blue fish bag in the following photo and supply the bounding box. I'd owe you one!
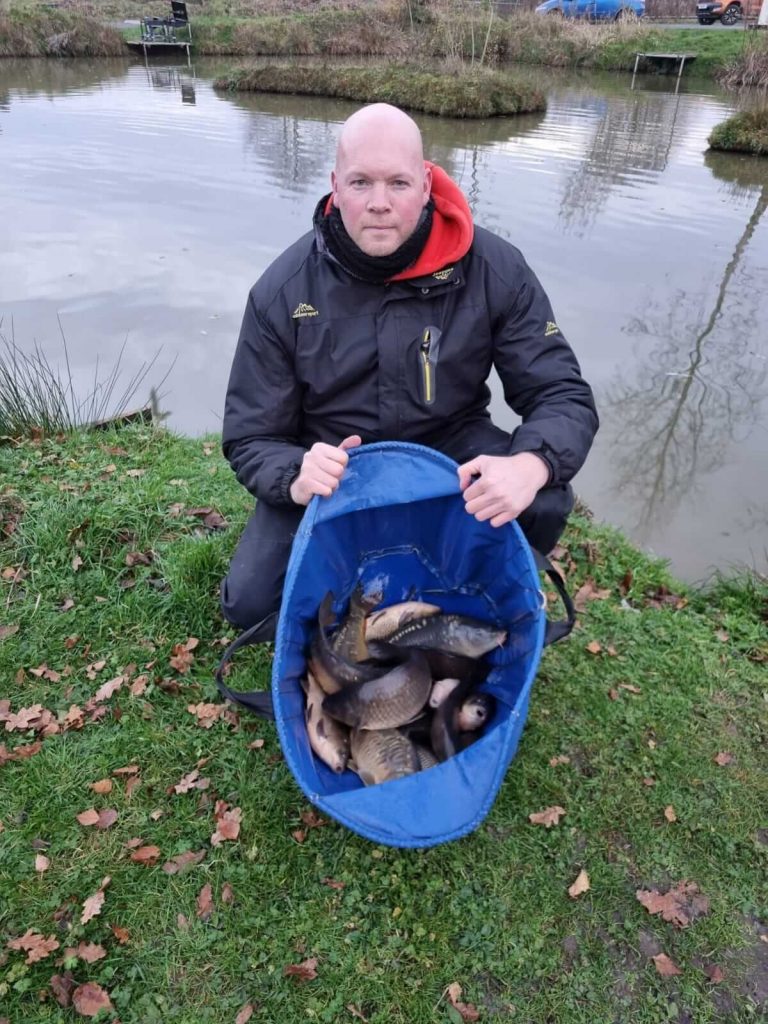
[217,442,574,849]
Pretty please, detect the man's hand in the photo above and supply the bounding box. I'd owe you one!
[457,452,550,528]
[289,435,362,506]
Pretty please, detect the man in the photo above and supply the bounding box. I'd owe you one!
[221,103,598,634]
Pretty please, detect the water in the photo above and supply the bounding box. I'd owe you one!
[1,56,766,582]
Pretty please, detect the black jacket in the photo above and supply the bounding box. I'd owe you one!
[223,225,598,506]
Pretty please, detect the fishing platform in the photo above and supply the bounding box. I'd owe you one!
[631,52,697,92]
[125,0,192,62]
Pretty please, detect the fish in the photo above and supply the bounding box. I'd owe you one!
[379,613,507,659]
[366,642,487,687]
[300,671,350,774]
[364,600,442,641]
[322,650,432,730]
[332,582,380,663]
[349,728,420,786]
[415,744,439,771]
[429,677,460,708]
[457,693,495,733]
[430,677,493,762]
[308,592,385,695]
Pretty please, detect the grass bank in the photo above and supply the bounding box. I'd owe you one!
[213,63,546,117]
[0,9,124,57]
[1,425,767,1023]
[709,107,768,155]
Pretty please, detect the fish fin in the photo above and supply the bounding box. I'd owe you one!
[306,703,314,724]
[316,718,327,739]
[299,676,309,696]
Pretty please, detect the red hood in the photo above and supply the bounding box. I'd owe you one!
[322,162,474,281]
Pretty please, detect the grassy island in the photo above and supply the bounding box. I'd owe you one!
[1,423,766,1023]
[709,107,768,156]
[213,63,547,118]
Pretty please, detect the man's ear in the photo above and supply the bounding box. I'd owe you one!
[423,164,432,205]
[330,169,339,207]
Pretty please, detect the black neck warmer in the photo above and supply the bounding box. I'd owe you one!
[315,195,435,284]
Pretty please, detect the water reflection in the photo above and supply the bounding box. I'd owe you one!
[144,64,196,104]
[601,151,768,540]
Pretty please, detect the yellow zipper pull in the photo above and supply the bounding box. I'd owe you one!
[420,328,433,405]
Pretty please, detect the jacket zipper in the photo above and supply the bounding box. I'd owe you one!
[420,328,435,405]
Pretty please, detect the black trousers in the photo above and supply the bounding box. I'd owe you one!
[220,482,573,634]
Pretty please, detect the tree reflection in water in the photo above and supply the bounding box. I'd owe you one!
[602,151,768,539]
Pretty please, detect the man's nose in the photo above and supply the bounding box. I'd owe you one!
[366,183,391,211]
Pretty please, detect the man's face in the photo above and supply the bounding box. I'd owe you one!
[331,130,431,257]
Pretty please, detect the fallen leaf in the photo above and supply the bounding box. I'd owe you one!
[76,808,99,826]
[71,555,83,572]
[77,807,118,830]
[58,598,75,612]
[110,924,130,944]
[321,878,345,890]
[173,769,210,794]
[125,468,145,478]
[35,854,50,873]
[619,683,641,694]
[235,1004,254,1024]
[548,754,570,766]
[643,777,656,787]
[573,579,612,612]
[292,829,307,844]
[714,751,734,766]
[72,981,113,1017]
[528,805,566,828]
[247,739,265,750]
[636,881,709,928]
[445,981,481,1022]
[211,804,242,846]
[585,640,602,655]
[187,702,221,728]
[197,882,214,921]
[50,971,76,1007]
[89,778,113,795]
[346,1006,370,1023]
[76,942,107,963]
[664,805,677,823]
[162,850,206,874]
[705,963,725,983]
[568,869,590,898]
[0,624,19,641]
[130,845,161,866]
[652,952,682,977]
[7,929,59,964]
[113,763,139,775]
[80,877,110,925]
[93,676,124,703]
[283,956,318,981]
[300,809,328,829]
[222,882,235,904]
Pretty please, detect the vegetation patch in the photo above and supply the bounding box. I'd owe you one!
[0,424,767,1023]
[214,62,546,117]
[0,9,125,57]
[717,34,768,89]
[709,107,768,156]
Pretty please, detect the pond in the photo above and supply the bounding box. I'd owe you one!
[1,55,766,583]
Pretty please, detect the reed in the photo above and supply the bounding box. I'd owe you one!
[0,10,126,56]
[214,61,546,117]
[717,36,768,90]
[0,322,170,439]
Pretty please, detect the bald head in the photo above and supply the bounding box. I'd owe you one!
[331,104,431,257]
[336,103,425,172]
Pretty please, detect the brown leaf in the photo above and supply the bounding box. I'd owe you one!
[222,881,235,904]
[187,702,221,728]
[283,957,318,981]
[109,924,130,944]
[197,882,214,921]
[113,763,139,775]
[652,952,682,977]
[50,970,76,1007]
[321,878,345,890]
[77,807,118,829]
[548,754,570,766]
[125,774,141,800]
[300,809,328,829]
[528,805,566,828]
[585,640,602,655]
[89,778,113,795]
[619,683,641,694]
[346,1006,370,1023]
[93,676,124,703]
[714,751,734,766]
[235,1005,254,1024]
[636,882,709,928]
[0,624,19,641]
[58,598,75,612]
[76,941,107,963]
[7,929,59,964]
[162,850,206,874]
[71,555,83,572]
[81,889,105,926]
[130,845,161,866]
[568,869,590,898]
[247,739,265,750]
[664,805,677,823]
[705,963,725,983]
[445,982,481,1022]
[211,803,242,846]
[573,578,612,612]
[35,854,50,873]
[173,769,210,794]
[292,829,307,844]
[76,808,100,826]
[72,981,113,1017]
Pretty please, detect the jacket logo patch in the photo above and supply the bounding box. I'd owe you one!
[432,267,454,281]
[292,303,319,319]
[545,321,560,337]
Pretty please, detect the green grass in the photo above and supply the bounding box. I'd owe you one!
[709,107,768,155]
[214,63,546,118]
[1,427,767,1023]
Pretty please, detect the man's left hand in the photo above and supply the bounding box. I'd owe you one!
[457,452,550,528]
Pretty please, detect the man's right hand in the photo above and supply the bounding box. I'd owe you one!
[289,435,362,506]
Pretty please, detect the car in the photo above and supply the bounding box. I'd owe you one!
[696,0,760,24]
[534,0,645,19]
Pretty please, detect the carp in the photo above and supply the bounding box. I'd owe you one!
[431,678,496,762]
[308,592,384,695]
[301,672,350,774]
[380,613,507,659]
[364,600,442,641]
[322,650,431,730]
[332,582,380,664]
[349,728,420,786]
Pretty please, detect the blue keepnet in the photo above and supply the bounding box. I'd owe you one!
[271,442,545,848]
